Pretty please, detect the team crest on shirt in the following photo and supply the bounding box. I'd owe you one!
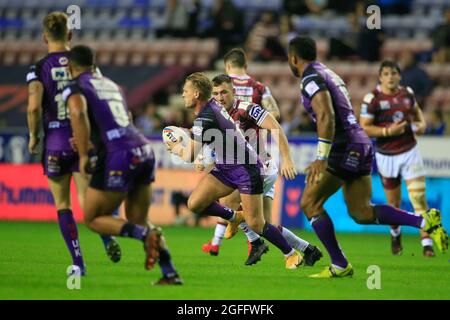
[392,111,404,122]
[380,100,390,110]
[343,151,361,171]
[59,57,69,65]
[107,170,124,188]
[47,155,61,173]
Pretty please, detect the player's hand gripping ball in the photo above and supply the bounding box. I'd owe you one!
[162,126,190,156]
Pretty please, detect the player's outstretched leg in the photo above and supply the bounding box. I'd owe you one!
[49,174,87,275]
[239,222,269,266]
[300,171,352,278]
[307,211,353,278]
[238,194,303,269]
[390,225,403,255]
[153,232,183,285]
[421,208,449,253]
[202,221,226,256]
[261,221,302,269]
[370,205,448,253]
[99,208,122,263]
[277,225,322,266]
[344,176,448,254]
[57,209,87,275]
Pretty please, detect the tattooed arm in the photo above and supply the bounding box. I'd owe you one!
[261,94,280,120]
[27,81,44,154]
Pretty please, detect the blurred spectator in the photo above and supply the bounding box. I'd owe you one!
[328,11,385,62]
[356,16,385,61]
[298,111,316,133]
[202,0,244,57]
[283,0,328,16]
[399,51,433,108]
[328,13,359,60]
[279,15,297,53]
[327,0,358,14]
[425,109,446,136]
[171,191,190,226]
[156,0,189,38]
[162,108,193,129]
[377,0,412,15]
[432,8,450,64]
[245,11,280,61]
[135,102,163,135]
[187,0,201,37]
[280,106,300,135]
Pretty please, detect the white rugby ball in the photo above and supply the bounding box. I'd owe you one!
[162,126,190,146]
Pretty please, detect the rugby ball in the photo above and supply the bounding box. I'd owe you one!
[162,126,190,146]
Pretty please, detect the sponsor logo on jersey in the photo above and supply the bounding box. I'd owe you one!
[192,126,202,136]
[107,170,124,188]
[26,71,37,82]
[304,81,320,97]
[59,57,69,65]
[234,86,253,97]
[392,111,404,122]
[380,100,390,110]
[51,67,71,81]
[249,105,263,119]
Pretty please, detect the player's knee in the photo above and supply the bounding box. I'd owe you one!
[300,196,322,218]
[247,218,264,234]
[126,214,146,225]
[348,204,374,224]
[83,214,96,231]
[187,196,203,214]
[408,187,427,214]
[54,199,71,211]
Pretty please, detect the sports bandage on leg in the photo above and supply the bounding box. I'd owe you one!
[407,180,427,214]
[317,138,332,160]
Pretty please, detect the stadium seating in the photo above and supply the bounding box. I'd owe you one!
[0,0,448,116]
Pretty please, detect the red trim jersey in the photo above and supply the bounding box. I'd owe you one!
[228,99,270,162]
[360,85,418,155]
[229,74,272,105]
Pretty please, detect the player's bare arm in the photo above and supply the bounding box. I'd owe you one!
[411,103,427,135]
[68,93,91,177]
[167,136,202,163]
[27,81,44,154]
[306,90,334,185]
[261,95,280,120]
[259,112,296,180]
[360,116,408,137]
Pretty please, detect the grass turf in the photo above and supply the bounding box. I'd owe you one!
[0,221,448,300]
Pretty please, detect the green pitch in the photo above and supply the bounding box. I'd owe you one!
[0,221,448,300]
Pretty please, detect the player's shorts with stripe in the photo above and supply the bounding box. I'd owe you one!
[263,158,278,199]
[90,144,155,192]
[327,142,374,181]
[43,149,79,177]
[211,162,264,195]
[375,145,425,189]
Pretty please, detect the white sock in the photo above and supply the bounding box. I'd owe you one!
[280,226,309,252]
[284,248,295,258]
[228,211,236,222]
[421,237,433,247]
[212,223,227,246]
[238,222,260,242]
[332,263,346,271]
[420,218,426,229]
[390,226,401,237]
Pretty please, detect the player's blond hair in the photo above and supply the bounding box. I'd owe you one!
[186,72,212,101]
[43,12,69,41]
